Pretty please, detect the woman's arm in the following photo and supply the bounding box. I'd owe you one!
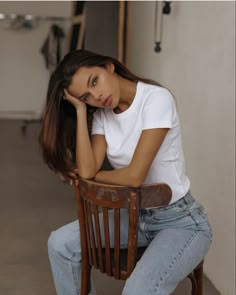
[64,90,106,179]
[75,108,97,178]
[95,128,169,187]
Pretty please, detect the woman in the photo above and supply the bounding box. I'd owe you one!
[39,49,212,295]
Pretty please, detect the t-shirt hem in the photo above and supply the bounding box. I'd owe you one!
[91,130,104,135]
[142,121,173,130]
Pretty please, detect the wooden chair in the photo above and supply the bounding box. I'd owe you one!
[74,178,204,295]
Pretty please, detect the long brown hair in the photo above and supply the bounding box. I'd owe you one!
[39,49,164,178]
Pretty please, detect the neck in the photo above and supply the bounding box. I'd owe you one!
[115,76,137,113]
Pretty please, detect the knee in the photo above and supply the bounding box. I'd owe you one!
[48,222,81,262]
[47,231,64,255]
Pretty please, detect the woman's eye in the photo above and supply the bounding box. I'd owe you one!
[80,94,89,102]
[92,77,98,86]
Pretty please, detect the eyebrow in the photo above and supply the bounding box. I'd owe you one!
[77,74,93,99]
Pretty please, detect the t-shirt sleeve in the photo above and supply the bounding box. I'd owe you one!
[91,109,105,135]
[142,88,176,130]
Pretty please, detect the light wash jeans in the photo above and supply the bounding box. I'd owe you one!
[48,191,212,295]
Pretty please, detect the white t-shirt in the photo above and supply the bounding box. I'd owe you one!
[91,81,190,203]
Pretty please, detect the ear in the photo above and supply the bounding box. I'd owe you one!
[105,63,115,74]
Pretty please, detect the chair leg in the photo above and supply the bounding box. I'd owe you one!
[80,261,91,295]
[188,261,204,295]
[193,263,203,295]
[188,273,197,295]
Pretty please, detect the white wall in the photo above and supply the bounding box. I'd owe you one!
[0,1,72,118]
[129,1,235,294]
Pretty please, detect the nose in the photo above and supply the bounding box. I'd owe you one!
[90,89,102,100]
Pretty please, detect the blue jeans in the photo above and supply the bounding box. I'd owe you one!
[48,191,212,295]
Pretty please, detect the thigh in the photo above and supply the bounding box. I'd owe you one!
[123,192,212,295]
[48,220,82,261]
[123,227,211,295]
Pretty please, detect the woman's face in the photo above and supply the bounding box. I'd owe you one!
[67,64,120,109]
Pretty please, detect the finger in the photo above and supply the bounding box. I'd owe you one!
[64,89,76,101]
[68,172,77,179]
[64,88,70,97]
[68,168,79,177]
[72,168,79,176]
[74,179,79,186]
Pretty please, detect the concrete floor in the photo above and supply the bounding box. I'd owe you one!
[0,120,220,295]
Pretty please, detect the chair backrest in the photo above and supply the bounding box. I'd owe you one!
[75,178,172,280]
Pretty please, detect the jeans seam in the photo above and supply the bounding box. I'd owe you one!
[152,230,200,294]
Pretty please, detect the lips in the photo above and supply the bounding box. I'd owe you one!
[103,95,112,107]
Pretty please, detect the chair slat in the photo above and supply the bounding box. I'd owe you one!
[103,207,111,275]
[114,208,120,279]
[75,186,91,295]
[127,192,139,276]
[93,205,104,272]
[87,202,98,268]
[84,201,92,265]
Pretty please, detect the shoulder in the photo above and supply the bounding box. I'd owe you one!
[140,82,175,108]
[142,82,174,98]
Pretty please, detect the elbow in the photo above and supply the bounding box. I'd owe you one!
[129,180,143,188]
[77,162,97,180]
[128,174,144,188]
[125,167,145,188]
[79,169,96,180]
[80,173,95,180]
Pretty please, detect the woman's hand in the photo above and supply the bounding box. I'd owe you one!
[58,168,79,186]
[64,89,86,111]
